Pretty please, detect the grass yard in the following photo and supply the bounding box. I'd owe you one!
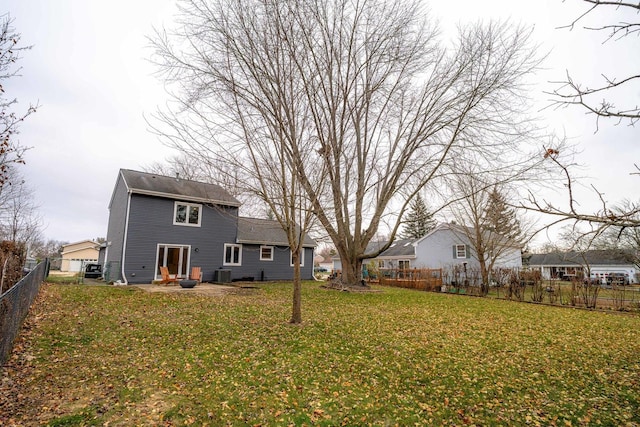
[2,282,639,426]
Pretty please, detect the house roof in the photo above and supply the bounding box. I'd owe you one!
[414,222,523,249]
[528,250,637,266]
[119,169,241,207]
[236,217,316,247]
[61,240,100,255]
[378,238,417,259]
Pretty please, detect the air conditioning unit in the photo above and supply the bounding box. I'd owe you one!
[213,269,232,283]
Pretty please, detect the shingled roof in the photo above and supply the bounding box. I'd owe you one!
[237,217,316,247]
[528,250,636,266]
[378,238,417,258]
[119,169,240,206]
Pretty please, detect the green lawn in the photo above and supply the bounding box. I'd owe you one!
[3,282,639,426]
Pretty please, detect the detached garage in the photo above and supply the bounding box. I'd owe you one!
[61,240,100,272]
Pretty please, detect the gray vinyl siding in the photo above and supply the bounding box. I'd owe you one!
[414,228,481,270]
[123,194,238,284]
[104,175,129,282]
[414,227,522,270]
[225,246,314,281]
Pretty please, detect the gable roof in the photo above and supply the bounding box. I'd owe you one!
[378,238,417,259]
[118,169,241,207]
[528,250,637,267]
[61,240,100,255]
[236,217,316,247]
[414,222,523,249]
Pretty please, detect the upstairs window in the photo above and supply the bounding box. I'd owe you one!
[224,244,242,266]
[454,244,468,259]
[174,202,202,227]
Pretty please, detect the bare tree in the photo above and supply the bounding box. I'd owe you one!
[0,167,42,246]
[521,148,640,236]
[29,238,66,261]
[547,1,639,128]
[0,14,36,190]
[143,153,272,216]
[152,0,323,323]
[522,1,640,244]
[151,0,542,287]
[446,170,529,295]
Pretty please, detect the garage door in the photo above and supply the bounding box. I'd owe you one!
[69,260,83,272]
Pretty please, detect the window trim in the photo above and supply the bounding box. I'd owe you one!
[173,201,202,227]
[398,259,411,270]
[223,243,242,266]
[260,245,274,261]
[455,244,467,259]
[290,248,305,267]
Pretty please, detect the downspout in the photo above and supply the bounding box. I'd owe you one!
[119,192,132,285]
[310,246,323,282]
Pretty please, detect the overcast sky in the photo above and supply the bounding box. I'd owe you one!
[3,0,639,246]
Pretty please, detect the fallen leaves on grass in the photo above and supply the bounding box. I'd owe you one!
[1,283,639,426]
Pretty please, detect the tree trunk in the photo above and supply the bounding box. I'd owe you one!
[339,251,363,287]
[478,254,489,296]
[290,248,302,324]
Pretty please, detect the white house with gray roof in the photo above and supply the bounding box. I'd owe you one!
[355,222,522,274]
[103,169,315,284]
[526,250,638,284]
[413,222,522,271]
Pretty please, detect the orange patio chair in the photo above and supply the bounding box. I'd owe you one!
[159,266,179,285]
[190,266,202,283]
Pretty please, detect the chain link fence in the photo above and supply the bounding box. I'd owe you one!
[0,260,49,365]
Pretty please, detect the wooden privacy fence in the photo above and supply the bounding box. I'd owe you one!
[379,268,443,291]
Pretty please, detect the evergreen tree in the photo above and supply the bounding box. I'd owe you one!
[402,194,437,239]
[482,187,523,243]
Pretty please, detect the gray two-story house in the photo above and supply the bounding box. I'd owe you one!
[103,169,315,284]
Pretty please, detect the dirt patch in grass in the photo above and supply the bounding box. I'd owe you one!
[131,283,245,297]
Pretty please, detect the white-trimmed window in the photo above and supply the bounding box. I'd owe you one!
[224,244,242,266]
[260,245,274,261]
[455,244,468,259]
[174,202,202,227]
[398,260,410,270]
[290,248,305,267]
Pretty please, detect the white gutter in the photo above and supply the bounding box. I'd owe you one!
[120,192,132,285]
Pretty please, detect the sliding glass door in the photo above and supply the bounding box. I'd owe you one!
[156,244,190,279]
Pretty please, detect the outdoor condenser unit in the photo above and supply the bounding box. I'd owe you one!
[213,269,232,283]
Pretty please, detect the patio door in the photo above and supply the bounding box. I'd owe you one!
[156,244,190,279]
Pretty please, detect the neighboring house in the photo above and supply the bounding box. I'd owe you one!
[413,222,522,271]
[331,223,522,277]
[60,240,100,272]
[314,253,333,271]
[375,239,416,270]
[361,222,521,272]
[104,169,315,284]
[526,250,639,284]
